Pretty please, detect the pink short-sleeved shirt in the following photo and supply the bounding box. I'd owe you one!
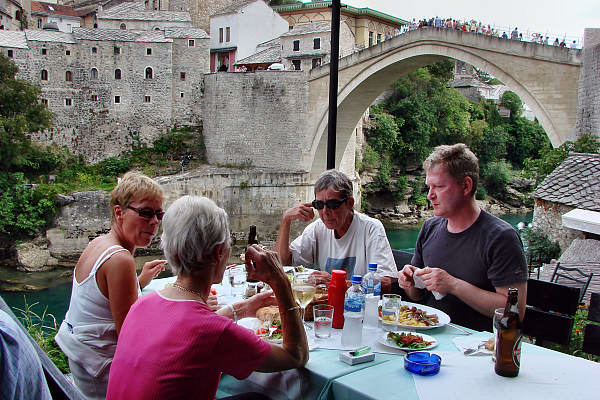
[106,292,271,400]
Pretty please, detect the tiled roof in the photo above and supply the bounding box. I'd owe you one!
[97,2,191,22]
[72,27,171,42]
[164,27,208,39]
[212,0,256,16]
[31,1,81,18]
[257,37,280,48]
[235,44,281,65]
[0,31,28,49]
[280,21,331,37]
[25,29,77,44]
[534,153,600,211]
[450,77,491,89]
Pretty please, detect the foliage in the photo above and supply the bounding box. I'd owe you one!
[521,227,561,264]
[522,134,600,185]
[359,143,379,172]
[376,157,391,188]
[549,307,600,363]
[395,175,409,198]
[476,126,509,165]
[367,112,400,154]
[505,117,550,168]
[14,298,70,373]
[475,68,503,85]
[481,160,512,198]
[475,186,487,200]
[409,178,427,207]
[500,90,522,120]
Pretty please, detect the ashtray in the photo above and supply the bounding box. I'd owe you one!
[404,352,441,376]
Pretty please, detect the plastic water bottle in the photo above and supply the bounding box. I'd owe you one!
[362,263,381,296]
[341,275,365,348]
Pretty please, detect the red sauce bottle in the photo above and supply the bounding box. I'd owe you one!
[328,269,348,329]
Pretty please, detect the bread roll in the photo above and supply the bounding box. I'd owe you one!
[256,306,280,323]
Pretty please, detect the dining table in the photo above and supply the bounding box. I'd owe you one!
[143,271,600,400]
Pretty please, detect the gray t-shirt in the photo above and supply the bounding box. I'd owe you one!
[412,210,528,332]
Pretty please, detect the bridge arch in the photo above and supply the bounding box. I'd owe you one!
[307,28,582,175]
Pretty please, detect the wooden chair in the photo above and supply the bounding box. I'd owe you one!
[523,279,580,346]
[550,262,593,303]
[582,292,600,356]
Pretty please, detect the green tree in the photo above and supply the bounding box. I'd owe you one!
[500,91,522,120]
[0,53,53,171]
[367,112,400,154]
[476,125,509,165]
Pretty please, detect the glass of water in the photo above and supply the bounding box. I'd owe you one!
[228,265,247,297]
[381,294,402,329]
[313,304,334,339]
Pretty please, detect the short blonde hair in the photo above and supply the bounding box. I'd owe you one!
[423,143,479,197]
[110,171,164,223]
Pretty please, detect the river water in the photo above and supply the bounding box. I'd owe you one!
[0,212,531,324]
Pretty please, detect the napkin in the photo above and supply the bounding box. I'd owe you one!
[413,269,446,300]
[452,335,493,356]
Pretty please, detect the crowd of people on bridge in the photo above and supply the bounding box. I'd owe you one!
[402,16,580,49]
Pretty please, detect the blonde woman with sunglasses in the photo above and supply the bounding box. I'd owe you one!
[56,171,167,399]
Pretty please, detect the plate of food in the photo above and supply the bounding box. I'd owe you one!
[378,330,438,351]
[255,306,283,343]
[378,301,451,330]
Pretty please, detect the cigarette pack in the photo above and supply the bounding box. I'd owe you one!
[339,351,375,365]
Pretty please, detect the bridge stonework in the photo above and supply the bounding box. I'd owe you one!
[308,28,582,174]
[576,28,600,138]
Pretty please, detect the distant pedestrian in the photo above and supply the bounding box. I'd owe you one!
[510,27,518,40]
[519,33,523,41]
[559,39,566,47]
[544,36,549,45]
[502,31,508,39]
[553,38,559,46]
[570,40,577,49]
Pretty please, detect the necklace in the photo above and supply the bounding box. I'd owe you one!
[172,282,207,303]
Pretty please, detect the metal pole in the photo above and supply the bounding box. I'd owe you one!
[327,0,341,170]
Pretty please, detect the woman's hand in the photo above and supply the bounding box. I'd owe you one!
[138,259,166,289]
[206,294,219,311]
[241,291,278,318]
[244,245,285,287]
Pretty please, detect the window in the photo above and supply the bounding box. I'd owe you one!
[91,47,97,54]
[120,23,126,30]
[144,96,151,103]
[226,27,230,42]
[65,50,70,56]
[114,69,121,80]
[289,25,293,30]
[180,92,184,98]
[188,39,195,47]
[312,58,321,69]
[90,68,98,80]
[145,67,153,79]
[368,31,373,46]
[37,19,42,29]
[91,94,98,101]
[180,72,186,81]
[114,46,121,55]
[114,96,121,104]
[41,69,48,80]
[67,24,72,32]
[293,40,299,51]
[65,98,72,106]
[41,99,48,105]
[65,71,72,81]
[377,33,381,44]
[314,38,320,49]
[219,28,223,43]
[292,60,301,70]
[41,48,47,55]
[146,48,152,55]
[7,50,13,58]
[93,23,98,28]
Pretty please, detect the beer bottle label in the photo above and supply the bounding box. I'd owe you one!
[512,334,522,368]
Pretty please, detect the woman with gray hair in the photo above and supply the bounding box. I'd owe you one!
[107,196,308,400]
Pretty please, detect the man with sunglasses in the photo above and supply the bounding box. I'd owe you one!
[276,170,397,286]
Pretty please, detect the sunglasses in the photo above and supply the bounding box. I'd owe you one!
[127,205,164,220]
[312,197,348,210]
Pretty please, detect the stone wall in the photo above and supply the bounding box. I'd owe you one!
[575,28,600,138]
[202,71,311,171]
[532,199,584,252]
[187,0,233,33]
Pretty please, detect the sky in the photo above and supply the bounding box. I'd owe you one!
[339,0,598,42]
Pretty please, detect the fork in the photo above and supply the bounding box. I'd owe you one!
[463,342,486,355]
[448,323,473,335]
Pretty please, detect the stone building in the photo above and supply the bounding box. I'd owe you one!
[532,153,600,251]
[0,0,30,31]
[272,0,407,50]
[96,1,192,30]
[576,28,600,140]
[0,25,209,162]
[30,1,81,32]
[280,20,354,71]
[233,37,280,71]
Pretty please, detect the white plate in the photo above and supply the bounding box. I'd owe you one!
[378,330,438,351]
[379,301,451,330]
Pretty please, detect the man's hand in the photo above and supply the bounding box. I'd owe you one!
[417,267,458,295]
[310,270,331,285]
[282,203,314,223]
[398,264,418,291]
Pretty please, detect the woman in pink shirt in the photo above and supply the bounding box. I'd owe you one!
[107,196,308,400]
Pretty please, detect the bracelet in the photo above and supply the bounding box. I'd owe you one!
[287,305,302,312]
[227,304,238,323]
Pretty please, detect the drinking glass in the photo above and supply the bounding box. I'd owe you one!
[313,304,334,338]
[381,294,402,330]
[492,307,504,362]
[229,265,247,297]
[292,273,316,330]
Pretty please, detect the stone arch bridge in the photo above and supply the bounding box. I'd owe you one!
[307,28,582,175]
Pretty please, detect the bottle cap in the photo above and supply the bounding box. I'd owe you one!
[368,263,377,271]
[331,270,347,284]
[351,275,362,284]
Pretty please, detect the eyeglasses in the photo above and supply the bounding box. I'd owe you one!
[126,205,164,220]
[311,197,348,210]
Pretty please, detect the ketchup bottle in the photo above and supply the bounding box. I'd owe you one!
[328,269,348,329]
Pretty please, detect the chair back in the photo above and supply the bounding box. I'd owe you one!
[392,249,413,270]
[523,279,580,346]
[582,292,600,356]
[550,262,593,303]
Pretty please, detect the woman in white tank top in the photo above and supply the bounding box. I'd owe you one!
[55,172,166,400]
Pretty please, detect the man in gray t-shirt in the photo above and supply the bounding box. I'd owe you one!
[398,144,528,332]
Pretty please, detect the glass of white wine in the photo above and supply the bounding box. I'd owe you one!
[292,273,316,330]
